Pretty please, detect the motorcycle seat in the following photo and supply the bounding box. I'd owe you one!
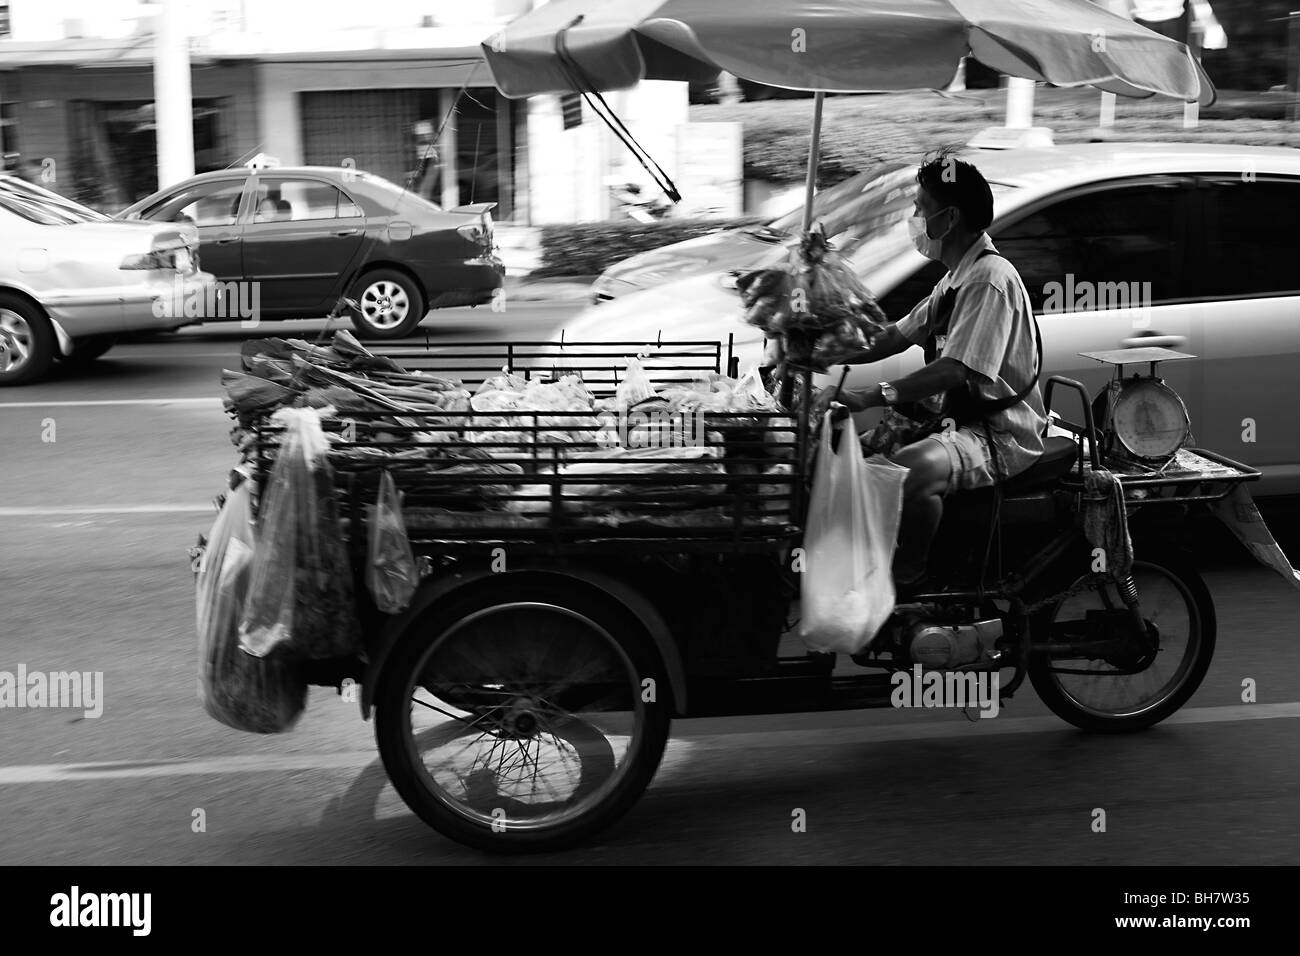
[998,435,1079,496]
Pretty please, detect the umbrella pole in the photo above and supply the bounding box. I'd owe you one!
[800,91,825,234]
[779,91,826,411]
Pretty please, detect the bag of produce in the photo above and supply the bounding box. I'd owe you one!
[616,357,656,410]
[238,406,364,660]
[366,470,419,614]
[799,412,908,654]
[197,481,308,734]
[735,227,888,373]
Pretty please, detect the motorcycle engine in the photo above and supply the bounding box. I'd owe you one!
[907,618,1004,670]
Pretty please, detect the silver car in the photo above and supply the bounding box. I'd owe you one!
[0,174,215,385]
[559,143,1300,499]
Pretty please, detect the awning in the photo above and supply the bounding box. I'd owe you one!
[0,35,488,87]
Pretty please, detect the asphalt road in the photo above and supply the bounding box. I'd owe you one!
[2,303,1299,866]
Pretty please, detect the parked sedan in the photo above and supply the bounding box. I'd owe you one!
[0,174,214,385]
[559,143,1300,500]
[121,164,505,339]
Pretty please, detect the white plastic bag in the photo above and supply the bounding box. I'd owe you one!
[197,481,308,734]
[616,357,656,410]
[238,406,363,660]
[367,469,419,613]
[799,413,908,653]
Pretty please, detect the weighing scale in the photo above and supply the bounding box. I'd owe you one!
[1080,347,1196,471]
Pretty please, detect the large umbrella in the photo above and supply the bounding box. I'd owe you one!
[483,0,1216,229]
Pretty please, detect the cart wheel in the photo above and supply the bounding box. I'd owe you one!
[374,582,671,853]
[1027,554,1215,733]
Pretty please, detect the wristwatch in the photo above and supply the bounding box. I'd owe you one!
[878,382,899,405]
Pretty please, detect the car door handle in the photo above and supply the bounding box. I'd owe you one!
[215,236,239,245]
[334,228,359,237]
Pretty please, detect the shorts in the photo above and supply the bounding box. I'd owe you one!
[929,426,996,496]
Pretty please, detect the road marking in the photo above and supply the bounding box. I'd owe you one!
[0,505,213,516]
[0,702,1297,786]
[110,351,240,358]
[0,398,221,408]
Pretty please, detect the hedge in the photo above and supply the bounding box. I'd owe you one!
[533,217,765,278]
[691,89,1300,185]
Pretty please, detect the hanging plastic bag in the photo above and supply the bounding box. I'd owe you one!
[367,469,419,613]
[239,406,364,660]
[197,481,308,734]
[616,357,656,410]
[799,412,908,653]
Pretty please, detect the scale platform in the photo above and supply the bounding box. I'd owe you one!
[1080,347,1196,369]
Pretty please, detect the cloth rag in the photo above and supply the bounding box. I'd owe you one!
[1083,469,1133,580]
[1209,485,1300,591]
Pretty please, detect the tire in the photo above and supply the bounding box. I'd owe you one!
[1027,553,1215,733]
[56,334,118,367]
[348,268,426,340]
[0,292,57,386]
[374,581,671,853]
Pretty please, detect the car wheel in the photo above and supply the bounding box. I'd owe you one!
[0,293,58,386]
[56,334,119,367]
[348,269,427,340]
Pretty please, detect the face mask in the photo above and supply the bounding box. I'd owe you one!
[908,207,954,259]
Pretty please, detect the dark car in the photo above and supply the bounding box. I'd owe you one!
[119,164,504,339]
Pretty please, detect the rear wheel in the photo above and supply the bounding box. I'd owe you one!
[374,582,671,853]
[348,268,426,340]
[57,334,118,367]
[0,293,57,386]
[1028,555,1215,733]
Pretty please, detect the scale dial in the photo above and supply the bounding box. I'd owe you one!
[1109,377,1190,460]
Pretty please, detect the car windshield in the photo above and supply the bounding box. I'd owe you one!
[0,175,110,224]
[762,164,1013,269]
[765,164,911,241]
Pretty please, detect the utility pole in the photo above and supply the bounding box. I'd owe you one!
[1180,0,1200,128]
[153,0,195,190]
[1290,11,1300,123]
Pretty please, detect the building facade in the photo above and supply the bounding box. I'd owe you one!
[0,0,723,226]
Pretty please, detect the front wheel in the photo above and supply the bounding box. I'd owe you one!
[0,293,57,386]
[374,583,671,853]
[348,269,426,340]
[1027,555,1215,733]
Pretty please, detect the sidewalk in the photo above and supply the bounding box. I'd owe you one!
[503,274,597,303]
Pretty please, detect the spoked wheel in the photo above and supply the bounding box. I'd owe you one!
[374,583,670,853]
[1028,555,1215,733]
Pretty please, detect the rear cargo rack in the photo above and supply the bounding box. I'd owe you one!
[245,339,812,556]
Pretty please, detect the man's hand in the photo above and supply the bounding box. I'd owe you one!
[812,383,882,419]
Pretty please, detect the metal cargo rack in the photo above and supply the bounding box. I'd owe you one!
[1044,375,1261,506]
[246,339,813,556]
[379,334,743,394]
